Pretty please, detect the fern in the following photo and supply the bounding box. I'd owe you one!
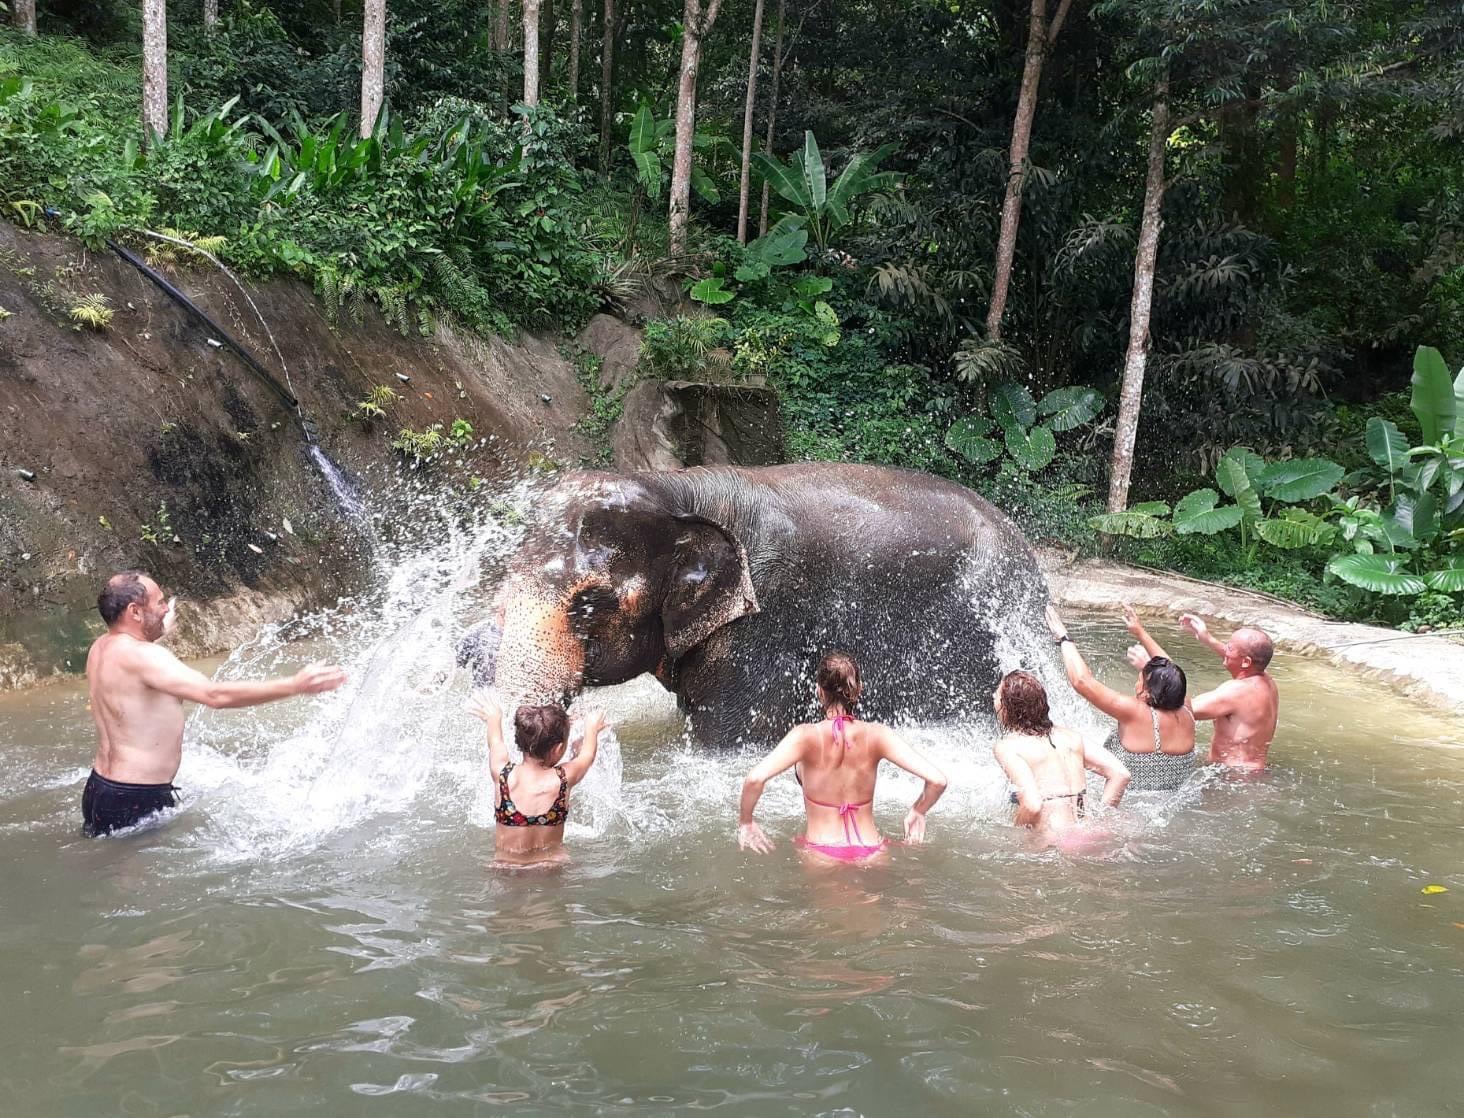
[68,293,113,331]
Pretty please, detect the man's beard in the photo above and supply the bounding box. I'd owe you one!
[142,612,166,642]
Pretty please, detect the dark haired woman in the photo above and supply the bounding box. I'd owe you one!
[467,691,606,863]
[737,652,948,862]
[993,670,1131,841]
[1045,604,1196,790]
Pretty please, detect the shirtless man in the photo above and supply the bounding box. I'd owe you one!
[83,571,346,836]
[1123,604,1279,771]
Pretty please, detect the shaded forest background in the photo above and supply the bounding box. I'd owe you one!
[1,0,1461,628]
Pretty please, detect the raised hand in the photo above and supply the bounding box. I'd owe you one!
[1126,643,1151,671]
[582,708,608,739]
[466,689,503,726]
[162,596,179,636]
[737,821,774,854]
[294,663,347,694]
[1179,613,1209,640]
[1045,604,1068,641]
[1122,602,1144,636]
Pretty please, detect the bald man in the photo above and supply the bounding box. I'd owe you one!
[83,571,346,836]
[1175,614,1278,770]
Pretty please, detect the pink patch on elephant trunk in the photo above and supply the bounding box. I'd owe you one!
[489,583,587,711]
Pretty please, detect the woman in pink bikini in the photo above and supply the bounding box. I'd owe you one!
[736,652,948,861]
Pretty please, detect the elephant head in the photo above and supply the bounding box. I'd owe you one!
[458,474,759,707]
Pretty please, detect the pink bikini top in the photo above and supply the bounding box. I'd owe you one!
[798,713,872,845]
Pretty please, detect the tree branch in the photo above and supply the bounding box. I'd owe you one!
[1046,0,1076,45]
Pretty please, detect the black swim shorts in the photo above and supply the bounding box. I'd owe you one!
[81,769,179,837]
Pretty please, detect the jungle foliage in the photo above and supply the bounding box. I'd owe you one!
[1,0,1461,625]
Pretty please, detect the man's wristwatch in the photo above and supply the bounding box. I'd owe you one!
[1055,635,1073,646]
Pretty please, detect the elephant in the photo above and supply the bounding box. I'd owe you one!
[458,462,1052,746]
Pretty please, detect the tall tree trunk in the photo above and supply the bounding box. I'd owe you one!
[334,0,342,25]
[1107,76,1170,514]
[735,0,766,244]
[597,0,615,173]
[985,0,1075,342]
[496,0,512,51]
[668,0,724,255]
[12,0,37,35]
[360,0,386,138]
[568,0,582,100]
[203,0,218,33]
[142,0,168,144]
[523,0,542,106]
[541,0,556,93]
[758,0,786,238]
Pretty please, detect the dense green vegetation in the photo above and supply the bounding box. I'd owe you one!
[1,0,1460,628]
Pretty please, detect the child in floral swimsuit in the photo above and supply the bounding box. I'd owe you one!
[467,691,606,864]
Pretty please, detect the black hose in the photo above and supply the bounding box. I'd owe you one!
[107,239,300,412]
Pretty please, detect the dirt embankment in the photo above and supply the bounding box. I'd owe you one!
[0,225,596,687]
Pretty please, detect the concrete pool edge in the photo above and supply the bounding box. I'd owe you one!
[1041,551,1464,715]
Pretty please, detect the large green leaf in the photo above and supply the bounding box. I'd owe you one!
[750,151,809,207]
[1366,417,1409,473]
[1391,491,1439,544]
[1214,454,1249,497]
[1037,386,1104,432]
[1410,345,1456,443]
[1089,511,1172,538]
[1256,458,1345,502]
[1327,554,1427,595]
[945,417,1001,465]
[827,142,897,226]
[629,104,654,153]
[690,164,720,204]
[632,149,662,198]
[1173,488,1244,535]
[799,131,827,213]
[1455,364,1464,426]
[1130,501,1171,516]
[745,221,808,268]
[689,277,735,305]
[1424,565,1464,593]
[1256,511,1334,549]
[1004,424,1056,471]
[991,381,1038,431]
[1217,446,1264,490]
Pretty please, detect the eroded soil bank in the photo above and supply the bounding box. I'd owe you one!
[0,225,597,686]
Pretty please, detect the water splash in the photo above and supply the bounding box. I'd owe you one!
[307,444,388,569]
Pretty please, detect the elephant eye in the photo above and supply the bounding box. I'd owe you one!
[568,586,619,627]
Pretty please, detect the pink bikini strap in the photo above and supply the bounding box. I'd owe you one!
[803,792,873,845]
[831,713,853,749]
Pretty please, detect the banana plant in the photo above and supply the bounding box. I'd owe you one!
[626,103,721,204]
[1090,446,1344,551]
[751,131,898,256]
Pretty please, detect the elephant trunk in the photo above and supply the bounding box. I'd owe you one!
[468,580,586,710]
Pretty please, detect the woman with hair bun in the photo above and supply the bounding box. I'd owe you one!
[1045,604,1197,791]
[737,652,948,862]
[993,669,1131,840]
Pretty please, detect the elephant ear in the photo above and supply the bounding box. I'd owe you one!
[662,516,759,662]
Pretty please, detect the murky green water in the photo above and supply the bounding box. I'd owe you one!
[3,618,1463,1116]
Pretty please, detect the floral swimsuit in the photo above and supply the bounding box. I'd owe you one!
[494,762,570,827]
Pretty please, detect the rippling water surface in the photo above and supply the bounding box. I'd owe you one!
[4,605,1463,1116]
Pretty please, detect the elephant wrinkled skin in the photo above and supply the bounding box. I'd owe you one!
[459,463,1050,746]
